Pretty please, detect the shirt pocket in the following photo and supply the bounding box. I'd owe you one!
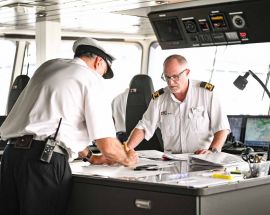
[188,107,209,133]
[160,114,176,136]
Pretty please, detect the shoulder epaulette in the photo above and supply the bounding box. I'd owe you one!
[152,88,164,100]
[200,81,214,91]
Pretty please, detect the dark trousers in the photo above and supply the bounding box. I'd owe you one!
[0,140,72,215]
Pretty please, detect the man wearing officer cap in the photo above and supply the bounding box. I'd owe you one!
[73,37,114,79]
[0,37,138,215]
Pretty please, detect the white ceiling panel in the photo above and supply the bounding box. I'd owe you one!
[0,0,242,37]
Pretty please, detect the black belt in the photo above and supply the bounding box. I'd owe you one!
[8,135,67,155]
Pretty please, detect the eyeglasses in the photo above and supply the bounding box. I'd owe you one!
[102,57,112,75]
[161,69,187,82]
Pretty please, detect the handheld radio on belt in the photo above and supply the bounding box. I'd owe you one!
[40,118,62,163]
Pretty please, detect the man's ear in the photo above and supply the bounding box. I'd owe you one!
[93,56,99,69]
[185,69,190,76]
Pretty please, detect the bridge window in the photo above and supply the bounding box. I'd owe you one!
[0,39,16,115]
[25,39,142,102]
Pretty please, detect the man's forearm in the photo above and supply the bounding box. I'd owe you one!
[210,129,230,150]
[96,137,137,166]
[126,128,145,149]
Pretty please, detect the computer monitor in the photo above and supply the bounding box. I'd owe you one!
[244,115,270,150]
[227,115,245,142]
[152,18,183,42]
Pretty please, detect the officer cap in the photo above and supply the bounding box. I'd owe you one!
[73,37,115,79]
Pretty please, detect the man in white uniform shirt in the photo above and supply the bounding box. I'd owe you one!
[127,54,230,154]
[111,88,129,142]
[0,37,137,215]
[112,88,129,133]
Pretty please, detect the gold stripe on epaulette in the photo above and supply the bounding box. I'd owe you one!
[152,88,164,100]
[200,82,215,91]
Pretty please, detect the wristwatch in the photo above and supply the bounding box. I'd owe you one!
[209,147,219,153]
[83,146,93,162]
[86,145,93,158]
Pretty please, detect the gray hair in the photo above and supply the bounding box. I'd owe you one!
[163,54,188,68]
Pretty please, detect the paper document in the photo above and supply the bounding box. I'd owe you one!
[137,150,164,160]
[71,163,165,178]
[70,158,173,179]
[137,150,192,161]
[189,152,245,167]
[163,153,192,161]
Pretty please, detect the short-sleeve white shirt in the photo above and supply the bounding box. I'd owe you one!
[136,80,230,153]
[0,58,116,157]
[111,88,129,132]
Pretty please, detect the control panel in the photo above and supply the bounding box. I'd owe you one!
[148,0,269,49]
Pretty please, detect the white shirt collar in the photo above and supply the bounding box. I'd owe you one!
[72,57,89,68]
[72,57,103,79]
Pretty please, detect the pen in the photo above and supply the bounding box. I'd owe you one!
[133,164,158,171]
[212,173,233,180]
[123,142,129,152]
[230,171,242,175]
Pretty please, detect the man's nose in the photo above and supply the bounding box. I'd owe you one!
[167,78,175,84]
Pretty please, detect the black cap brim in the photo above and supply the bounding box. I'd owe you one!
[102,63,114,79]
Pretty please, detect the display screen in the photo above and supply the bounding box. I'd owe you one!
[227,115,245,142]
[244,116,270,148]
[209,13,227,30]
[153,18,183,42]
[198,19,210,32]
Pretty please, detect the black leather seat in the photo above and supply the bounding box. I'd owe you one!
[7,74,30,114]
[0,75,30,151]
[125,74,163,151]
